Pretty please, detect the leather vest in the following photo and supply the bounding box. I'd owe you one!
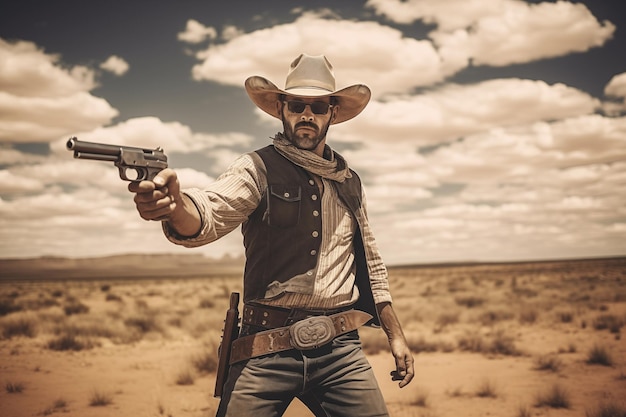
[242,145,378,325]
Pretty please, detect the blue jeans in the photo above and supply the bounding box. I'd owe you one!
[216,330,389,417]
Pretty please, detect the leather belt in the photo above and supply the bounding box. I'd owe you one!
[242,303,347,329]
[230,309,372,365]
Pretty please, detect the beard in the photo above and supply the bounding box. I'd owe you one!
[282,116,331,151]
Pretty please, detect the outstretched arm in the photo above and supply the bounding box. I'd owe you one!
[376,302,414,388]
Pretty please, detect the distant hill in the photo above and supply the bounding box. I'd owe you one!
[0,253,245,282]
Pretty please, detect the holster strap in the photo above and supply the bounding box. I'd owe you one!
[230,310,372,365]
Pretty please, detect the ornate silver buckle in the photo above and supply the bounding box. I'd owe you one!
[289,316,336,350]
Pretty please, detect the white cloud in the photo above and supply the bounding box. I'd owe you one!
[190,15,455,97]
[343,78,599,146]
[605,72,626,98]
[0,38,97,97]
[100,55,129,76]
[0,37,118,143]
[178,19,218,44]
[367,0,615,67]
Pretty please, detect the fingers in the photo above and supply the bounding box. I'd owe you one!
[127,169,180,221]
[390,353,415,388]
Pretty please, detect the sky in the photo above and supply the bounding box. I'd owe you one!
[1,0,625,265]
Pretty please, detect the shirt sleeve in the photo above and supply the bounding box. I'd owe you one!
[163,153,266,247]
[359,186,393,305]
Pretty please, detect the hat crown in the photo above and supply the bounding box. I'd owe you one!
[284,54,336,93]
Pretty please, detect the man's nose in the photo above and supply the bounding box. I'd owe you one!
[300,105,315,121]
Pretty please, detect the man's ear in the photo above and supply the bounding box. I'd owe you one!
[276,100,283,117]
[331,105,339,123]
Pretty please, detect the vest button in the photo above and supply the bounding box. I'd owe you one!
[313,210,319,217]
[310,250,317,256]
[306,270,313,276]
[311,194,318,201]
[312,231,319,238]
[309,179,315,186]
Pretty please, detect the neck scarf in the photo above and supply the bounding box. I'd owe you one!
[272,133,352,183]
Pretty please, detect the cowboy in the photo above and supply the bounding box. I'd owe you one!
[129,54,414,417]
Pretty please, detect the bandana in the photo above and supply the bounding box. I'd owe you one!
[272,133,352,183]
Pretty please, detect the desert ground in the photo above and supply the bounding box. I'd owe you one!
[1,256,625,417]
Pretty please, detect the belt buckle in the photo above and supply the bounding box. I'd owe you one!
[289,316,336,350]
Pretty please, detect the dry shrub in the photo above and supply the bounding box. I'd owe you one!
[190,347,218,374]
[593,314,624,334]
[47,334,97,351]
[175,368,195,385]
[475,378,498,398]
[1,313,38,339]
[478,309,514,326]
[457,329,520,356]
[410,387,429,407]
[585,400,626,417]
[63,301,89,316]
[6,381,25,393]
[556,310,574,323]
[435,312,460,331]
[535,383,571,409]
[533,354,563,372]
[518,307,539,324]
[406,335,441,353]
[42,398,68,415]
[587,344,614,366]
[89,389,113,406]
[0,298,22,316]
[455,296,485,308]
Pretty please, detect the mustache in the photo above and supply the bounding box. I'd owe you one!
[295,121,318,130]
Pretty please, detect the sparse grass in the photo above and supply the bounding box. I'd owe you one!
[587,344,614,366]
[1,314,38,339]
[42,397,68,415]
[435,311,460,330]
[410,387,429,407]
[535,383,571,409]
[475,378,498,398]
[124,313,162,334]
[6,381,25,393]
[533,354,563,372]
[455,296,485,308]
[585,400,626,417]
[479,309,514,326]
[556,310,574,323]
[517,404,533,417]
[47,334,96,351]
[0,298,22,316]
[89,389,113,406]
[518,307,539,324]
[593,314,624,334]
[63,301,89,316]
[198,297,215,309]
[190,348,218,374]
[175,368,195,385]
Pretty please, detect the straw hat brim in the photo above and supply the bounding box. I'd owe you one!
[245,76,371,124]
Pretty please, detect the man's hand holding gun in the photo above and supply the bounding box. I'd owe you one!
[67,137,201,236]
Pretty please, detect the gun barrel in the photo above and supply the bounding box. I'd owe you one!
[67,137,122,157]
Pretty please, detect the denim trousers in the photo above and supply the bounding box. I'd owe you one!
[216,330,389,417]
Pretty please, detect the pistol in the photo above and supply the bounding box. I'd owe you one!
[67,137,168,182]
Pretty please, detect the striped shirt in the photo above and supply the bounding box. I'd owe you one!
[163,153,392,309]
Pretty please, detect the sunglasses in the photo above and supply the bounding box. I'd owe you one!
[284,100,333,115]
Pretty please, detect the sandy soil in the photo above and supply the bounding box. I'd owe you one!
[1,257,625,417]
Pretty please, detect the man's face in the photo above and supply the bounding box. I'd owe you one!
[278,96,337,156]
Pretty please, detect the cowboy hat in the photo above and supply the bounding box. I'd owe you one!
[245,54,371,124]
